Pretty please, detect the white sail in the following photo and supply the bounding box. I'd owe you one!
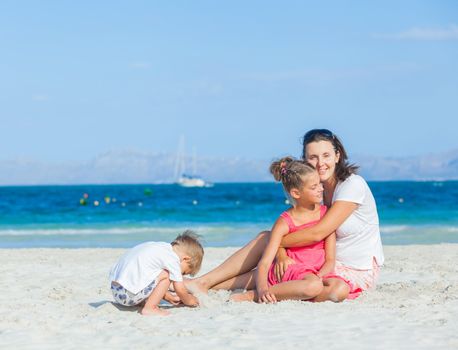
[174,137,212,188]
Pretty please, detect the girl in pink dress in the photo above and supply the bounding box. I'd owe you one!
[232,157,353,303]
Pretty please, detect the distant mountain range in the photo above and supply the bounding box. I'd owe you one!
[1,149,457,185]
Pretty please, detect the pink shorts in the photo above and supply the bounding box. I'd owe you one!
[334,258,380,299]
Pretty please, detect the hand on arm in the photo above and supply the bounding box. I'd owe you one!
[173,281,199,307]
[280,201,358,248]
[274,247,295,283]
[256,218,289,303]
[317,232,337,279]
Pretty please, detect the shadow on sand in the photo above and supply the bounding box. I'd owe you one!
[89,300,176,312]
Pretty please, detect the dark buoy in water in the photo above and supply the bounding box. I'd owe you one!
[144,188,153,196]
[79,198,87,206]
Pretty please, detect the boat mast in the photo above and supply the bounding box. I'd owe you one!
[173,135,186,181]
[192,147,197,176]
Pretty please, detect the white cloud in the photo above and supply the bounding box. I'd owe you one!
[242,68,373,85]
[157,80,224,99]
[239,64,423,87]
[375,24,458,40]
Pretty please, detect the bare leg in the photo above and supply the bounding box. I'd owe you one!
[231,274,323,302]
[141,271,171,316]
[230,289,257,302]
[186,231,270,293]
[213,270,256,291]
[313,278,350,303]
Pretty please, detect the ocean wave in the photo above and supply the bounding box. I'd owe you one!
[1,224,457,236]
[380,225,410,233]
[1,224,457,249]
[0,225,264,237]
[381,225,458,234]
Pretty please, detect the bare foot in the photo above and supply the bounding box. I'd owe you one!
[230,290,256,302]
[140,306,170,316]
[184,278,209,295]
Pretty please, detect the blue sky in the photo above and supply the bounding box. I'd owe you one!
[1,1,457,162]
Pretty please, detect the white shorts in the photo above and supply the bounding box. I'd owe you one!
[111,280,157,306]
[334,258,380,293]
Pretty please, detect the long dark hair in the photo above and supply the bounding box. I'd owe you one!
[301,129,358,182]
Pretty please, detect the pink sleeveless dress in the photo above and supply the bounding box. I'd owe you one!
[267,206,355,297]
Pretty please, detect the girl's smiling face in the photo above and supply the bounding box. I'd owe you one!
[301,172,323,204]
[290,171,323,205]
[304,140,340,183]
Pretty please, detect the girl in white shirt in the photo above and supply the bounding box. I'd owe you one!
[187,129,384,301]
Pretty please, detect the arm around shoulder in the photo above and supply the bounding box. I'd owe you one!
[280,201,358,248]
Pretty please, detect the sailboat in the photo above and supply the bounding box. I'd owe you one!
[173,137,212,188]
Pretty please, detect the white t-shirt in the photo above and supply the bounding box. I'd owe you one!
[333,174,385,269]
[109,242,183,294]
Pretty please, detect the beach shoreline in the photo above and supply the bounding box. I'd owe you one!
[1,245,457,349]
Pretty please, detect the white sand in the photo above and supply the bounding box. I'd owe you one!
[1,245,457,349]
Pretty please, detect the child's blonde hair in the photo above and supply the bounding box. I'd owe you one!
[270,156,316,192]
[171,230,204,276]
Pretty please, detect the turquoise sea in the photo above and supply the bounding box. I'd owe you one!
[0,181,457,248]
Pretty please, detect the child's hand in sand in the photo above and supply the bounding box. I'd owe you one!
[164,291,181,305]
[173,281,200,307]
[186,294,199,307]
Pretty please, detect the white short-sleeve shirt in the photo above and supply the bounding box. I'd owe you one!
[333,174,385,269]
[109,242,182,294]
